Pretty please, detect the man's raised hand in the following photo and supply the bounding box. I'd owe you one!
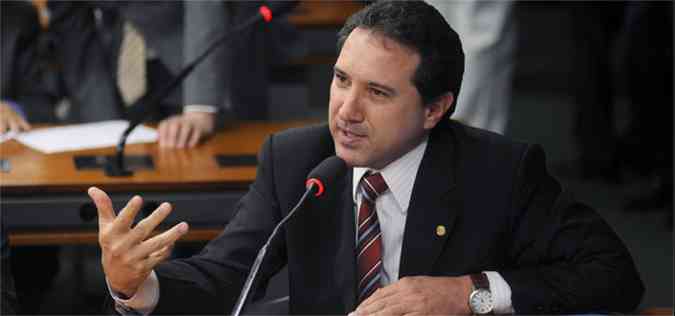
[88,187,189,297]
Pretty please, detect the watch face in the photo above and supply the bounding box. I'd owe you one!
[469,289,494,314]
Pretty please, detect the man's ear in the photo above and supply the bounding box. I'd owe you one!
[423,92,454,129]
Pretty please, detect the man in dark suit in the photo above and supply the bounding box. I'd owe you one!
[88,1,644,315]
[43,1,280,148]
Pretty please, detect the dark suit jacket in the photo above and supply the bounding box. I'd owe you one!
[152,122,644,315]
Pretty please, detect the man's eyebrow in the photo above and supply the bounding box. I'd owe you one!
[333,67,347,76]
[333,66,397,95]
[368,82,397,96]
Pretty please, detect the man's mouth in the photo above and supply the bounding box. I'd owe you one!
[337,124,367,144]
[342,128,365,138]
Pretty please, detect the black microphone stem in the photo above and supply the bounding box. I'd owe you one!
[113,127,132,172]
[231,184,316,316]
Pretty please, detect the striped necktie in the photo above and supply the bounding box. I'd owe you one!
[357,172,389,303]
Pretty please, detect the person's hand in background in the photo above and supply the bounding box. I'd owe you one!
[157,111,215,148]
[0,101,30,134]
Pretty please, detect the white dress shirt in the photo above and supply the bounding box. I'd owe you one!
[352,137,514,313]
[111,136,514,314]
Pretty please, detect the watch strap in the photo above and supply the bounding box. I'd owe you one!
[470,273,490,291]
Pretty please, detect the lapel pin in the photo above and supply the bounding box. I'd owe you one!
[436,225,446,237]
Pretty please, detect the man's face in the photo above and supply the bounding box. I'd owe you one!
[329,27,441,169]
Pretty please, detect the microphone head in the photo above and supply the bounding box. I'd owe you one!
[259,2,298,22]
[305,156,347,197]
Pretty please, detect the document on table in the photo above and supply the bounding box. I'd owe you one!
[13,120,158,153]
[0,131,18,143]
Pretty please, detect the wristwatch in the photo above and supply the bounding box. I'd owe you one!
[468,273,494,314]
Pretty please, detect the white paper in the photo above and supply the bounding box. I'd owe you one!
[14,120,157,153]
[0,131,18,144]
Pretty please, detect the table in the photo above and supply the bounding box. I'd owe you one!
[0,121,313,245]
[288,1,365,28]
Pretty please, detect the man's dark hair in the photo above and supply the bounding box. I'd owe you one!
[337,1,464,126]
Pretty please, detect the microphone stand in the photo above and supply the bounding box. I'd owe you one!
[230,183,317,316]
[104,11,270,176]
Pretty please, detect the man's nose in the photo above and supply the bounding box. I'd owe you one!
[338,89,364,122]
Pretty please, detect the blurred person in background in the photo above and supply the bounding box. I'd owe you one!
[4,1,296,148]
[46,1,269,148]
[1,1,60,134]
[427,0,515,135]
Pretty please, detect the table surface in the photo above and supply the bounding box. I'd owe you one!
[1,121,315,245]
[0,121,310,194]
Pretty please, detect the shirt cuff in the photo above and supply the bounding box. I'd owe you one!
[484,271,515,314]
[184,104,218,114]
[107,270,160,315]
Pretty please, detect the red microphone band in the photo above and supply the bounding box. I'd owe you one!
[305,178,325,197]
[259,6,273,23]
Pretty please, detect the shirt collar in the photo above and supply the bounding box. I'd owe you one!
[352,136,429,213]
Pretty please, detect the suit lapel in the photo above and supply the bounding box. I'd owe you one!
[330,169,358,312]
[399,127,460,277]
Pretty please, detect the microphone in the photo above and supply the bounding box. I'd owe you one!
[305,155,349,197]
[259,2,298,23]
[231,156,347,316]
[104,2,299,176]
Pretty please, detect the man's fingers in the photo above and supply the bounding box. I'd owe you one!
[358,293,409,316]
[187,126,202,148]
[88,187,116,225]
[144,245,173,268]
[18,117,30,131]
[166,119,180,148]
[131,222,189,260]
[151,245,173,257]
[356,289,386,315]
[114,195,144,232]
[126,202,173,245]
[359,285,396,310]
[158,114,210,148]
[356,297,387,316]
[372,303,408,316]
[8,118,20,134]
[0,104,12,133]
[8,115,29,133]
[176,121,192,148]
[158,120,168,146]
[0,107,31,133]
[158,117,180,148]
